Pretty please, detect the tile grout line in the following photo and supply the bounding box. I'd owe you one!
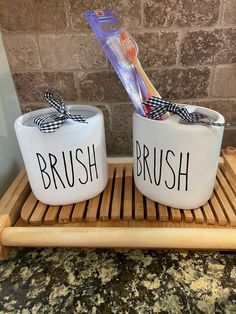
[10,63,236,74]
[218,0,226,26]
[208,66,216,98]
[140,0,145,29]
[175,29,187,67]
[1,26,236,37]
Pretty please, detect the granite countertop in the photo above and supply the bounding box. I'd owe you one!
[1,248,236,313]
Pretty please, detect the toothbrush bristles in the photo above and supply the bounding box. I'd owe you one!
[119,31,137,61]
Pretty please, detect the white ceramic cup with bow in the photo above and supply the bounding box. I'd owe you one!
[133,105,224,209]
[15,105,108,205]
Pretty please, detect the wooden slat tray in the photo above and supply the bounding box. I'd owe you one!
[1,148,236,258]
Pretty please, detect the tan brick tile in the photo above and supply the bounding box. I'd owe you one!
[134,32,178,68]
[222,0,236,25]
[69,0,141,30]
[213,65,236,97]
[144,0,220,28]
[222,128,236,148]
[3,34,40,70]
[39,34,107,70]
[181,29,236,66]
[106,129,132,156]
[75,71,129,102]
[13,72,77,102]
[147,67,210,99]
[0,0,67,32]
[111,103,134,131]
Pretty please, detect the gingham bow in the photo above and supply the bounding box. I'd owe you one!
[34,91,87,133]
[142,96,226,126]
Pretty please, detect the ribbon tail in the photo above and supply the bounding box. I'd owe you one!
[176,108,211,123]
[69,114,88,123]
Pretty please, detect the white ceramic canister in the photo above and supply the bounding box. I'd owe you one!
[15,105,108,205]
[133,105,224,209]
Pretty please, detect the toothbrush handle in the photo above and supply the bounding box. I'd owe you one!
[133,58,161,98]
[133,58,170,119]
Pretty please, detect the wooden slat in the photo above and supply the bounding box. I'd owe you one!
[0,170,26,213]
[220,164,236,194]
[134,186,144,220]
[111,165,124,220]
[202,203,216,225]
[15,213,236,228]
[6,227,236,250]
[0,170,30,260]
[209,192,227,226]
[72,202,87,222]
[158,204,169,222]
[44,206,60,225]
[86,195,100,221]
[192,208,204,224]
[58,205,73,223]
[0,173,30,223]
[146,198,156,220]
[217,168,236,214]
[123,165,133,220]
[99,165,115,221]
[170,208,181,222]
[222,149,236,176]
[21,192,38,222]
[182,210,194,223]
[214,179,236,226]
[0,215,11,260]
[29,202,47,225]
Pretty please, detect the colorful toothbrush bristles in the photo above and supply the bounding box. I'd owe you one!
[119,31,136,61]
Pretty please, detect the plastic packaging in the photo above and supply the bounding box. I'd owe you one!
[84,9,147,116]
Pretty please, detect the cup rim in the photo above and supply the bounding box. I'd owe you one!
[14,104,103,130]
[133,104,225,126]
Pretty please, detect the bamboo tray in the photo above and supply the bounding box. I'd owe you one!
[1,148,236,259]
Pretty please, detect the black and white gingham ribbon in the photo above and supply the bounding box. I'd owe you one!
[142,96,227,126]
[34,91,87,133]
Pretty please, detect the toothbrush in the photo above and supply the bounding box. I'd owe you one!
[84,11,151,117]
[119,31,170,119]
[119,31,161,99]
[106,35,130,69]
[106,35,146,115]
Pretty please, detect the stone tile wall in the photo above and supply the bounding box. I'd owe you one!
[1,0,236,156]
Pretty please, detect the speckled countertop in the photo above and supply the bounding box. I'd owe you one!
[1,248,236,313]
